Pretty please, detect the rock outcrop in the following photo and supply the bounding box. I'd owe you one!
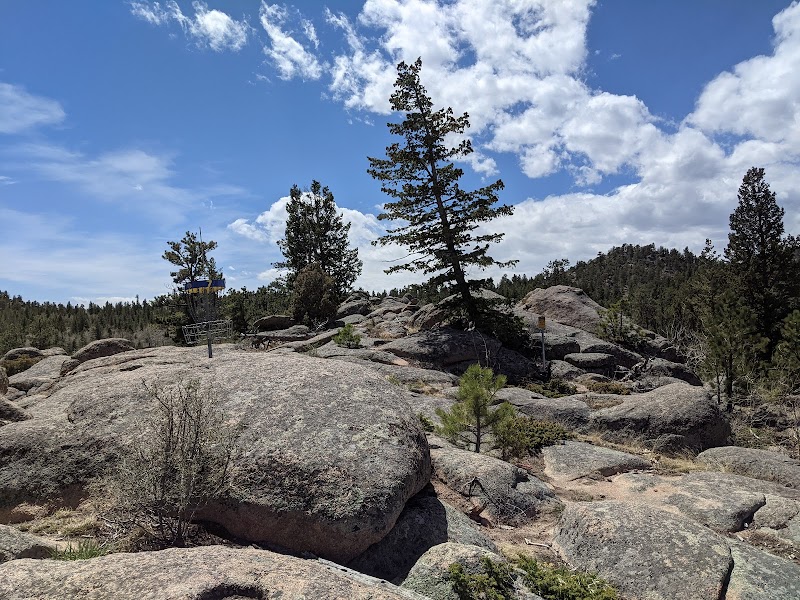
[542,441,652,481]
[516,286,604,332]
[0,545,429,600]
[555,501,733,600]
[0,524,54,563]
[0,346,431,564]
[697,446,800,489]
[430,439,561,525]
[589,382,731,452]
[347,493,497,583]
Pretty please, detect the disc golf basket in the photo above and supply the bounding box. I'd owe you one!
[182,279,232,358]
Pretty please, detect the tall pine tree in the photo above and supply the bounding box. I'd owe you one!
[275,180,362,300]
[724,167,799,358]
[162,230,221,286]
[368,58,515,325]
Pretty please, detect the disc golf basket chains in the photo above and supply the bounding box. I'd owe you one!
[181,279,231,358]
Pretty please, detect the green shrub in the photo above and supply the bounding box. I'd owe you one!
[586,381,630,395]
[448,557,516,600]
[516,555,619,600]
[525,378,577,398]
[494,416,575,459]
[1,356,42,377]
[50,539,107,561]
[333,323,362,348]
[447,555,619,600]
[436,365,510,453]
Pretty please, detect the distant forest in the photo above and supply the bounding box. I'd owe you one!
[0,242,699,356]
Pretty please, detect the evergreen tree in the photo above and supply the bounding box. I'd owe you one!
[435,364,513,453]
[368,58,515,325]
[290,263,338,327]
[275,180,362,299]
[724,167,799,358]
[691,241,763,403]
[162,230,222,286]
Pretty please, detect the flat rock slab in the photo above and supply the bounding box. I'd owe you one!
[0,346,430,564]
[347,494,497,583]
[542,441,651,481]
[0,524,54,563]
[697,446,800,489]
[563,352,616,372]
[338,360,460,387]
[641,357,702,386]
[614,472,766,533]
[554,501,732,600]
[430,439,561,525]
[727,540,800,600]
[0,545,429,600]
[589,382,731,452]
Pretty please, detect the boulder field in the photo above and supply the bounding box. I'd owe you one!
[1,285,799,599]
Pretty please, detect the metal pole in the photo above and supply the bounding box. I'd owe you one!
[206,321,212,358]
[540,329,546,367]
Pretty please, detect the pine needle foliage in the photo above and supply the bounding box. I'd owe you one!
[725,167,800,358]
[275,180,362,299]
[368,58,515,325]
[436,364,511,454]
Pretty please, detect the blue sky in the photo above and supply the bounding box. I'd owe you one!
[1,0,799,305]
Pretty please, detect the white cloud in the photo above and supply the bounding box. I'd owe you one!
[8,143,245,226]
[0,208,171,304]
[120,0,800,293]
[0,83,66,134]
[130,1,249,52]
[259,3,323,80]
[228,195,423,291]
[227,217,269,242]
[688,1,800,147]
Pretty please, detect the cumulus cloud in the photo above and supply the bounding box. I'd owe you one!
[126,0,800,289]
[0,83,66,134]
[259,3,324,80]
[130,1,249,51]
[228,195,423,290]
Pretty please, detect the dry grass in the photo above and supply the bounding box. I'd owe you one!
[15,501,102,538]
[575,433,707,475]
[581,395,626,410]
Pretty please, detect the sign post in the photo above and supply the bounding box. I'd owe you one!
[536,315,546,368]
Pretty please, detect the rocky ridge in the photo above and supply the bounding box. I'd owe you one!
[0,286,798,599]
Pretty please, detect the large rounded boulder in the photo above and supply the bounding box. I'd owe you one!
[0,346,431,563]
[589,382,731,452]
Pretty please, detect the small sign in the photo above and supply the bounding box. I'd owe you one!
[537,316,546,330]
[184,279,226,294]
